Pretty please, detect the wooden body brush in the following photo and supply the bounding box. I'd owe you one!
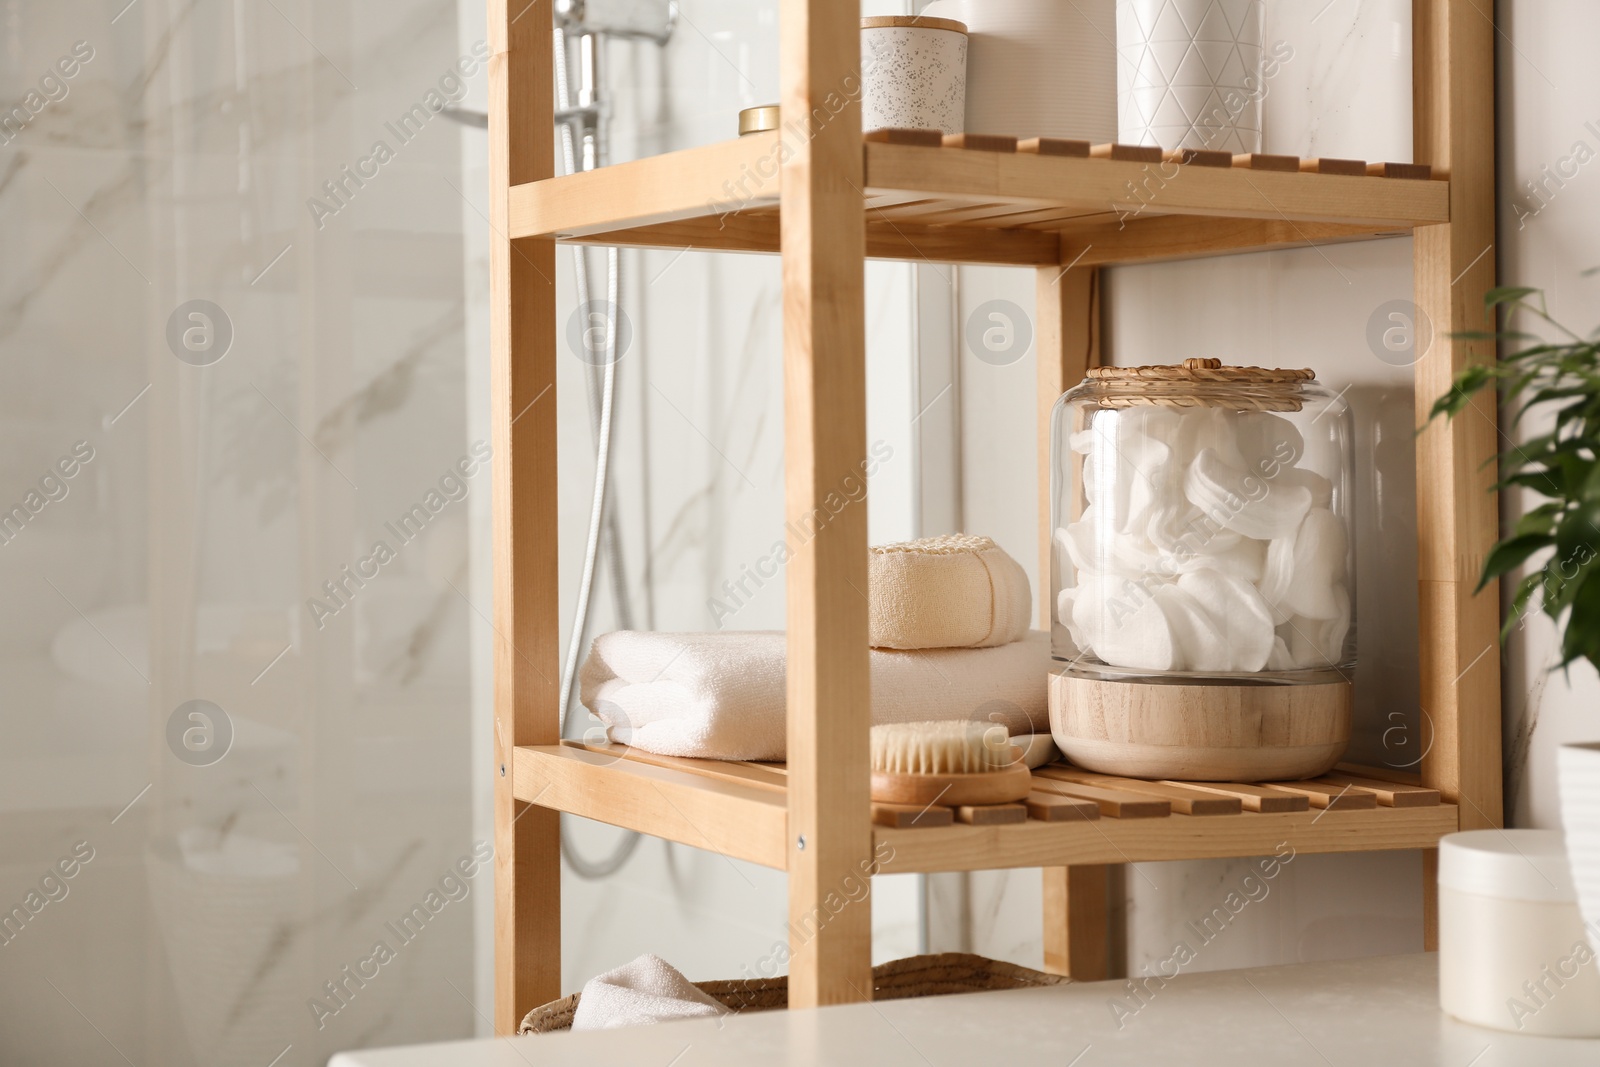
[869,721,1033,807]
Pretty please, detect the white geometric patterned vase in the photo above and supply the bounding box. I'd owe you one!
[1116,0,1265,153]
[1560,742,1600,954]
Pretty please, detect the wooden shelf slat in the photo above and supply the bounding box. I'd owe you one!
[1317,772,1442,807]
[571,740,787,790]
[513,745,789,869]
[1167,780,1311,813]
[1041,768,1243,815]
[1090,142,1164,162]
[1233,152,1301,171]
[872,802,954,828]
[863,142,1447,227]
[1025,792,1101,822]
[942,132,1019,152]
[1019,137,1091,157]
[1301,157,1369,176]
[875,803,1461,873]
[1167,147,1234,167]
[957,803,1028,825]
[515,745,1460,871]
[508,134,1451,267]
[1021,774,1171,818]
[1268,780,1380,810]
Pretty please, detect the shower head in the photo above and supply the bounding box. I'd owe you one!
[554,0,677,42]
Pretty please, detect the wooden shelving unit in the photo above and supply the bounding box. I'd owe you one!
[486,0,1501,1033]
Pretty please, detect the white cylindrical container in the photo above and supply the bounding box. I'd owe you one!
[921,0,1116,142]
[1559,741,1600,954]
[1116,0,1265,153]
[860,16,968,135]
[1439,829,1600,1037]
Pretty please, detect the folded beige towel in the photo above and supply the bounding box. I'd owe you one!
[869,534,1032,649]
[579,629,1050,760]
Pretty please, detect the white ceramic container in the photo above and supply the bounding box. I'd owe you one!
[1559,741,1600,955]
[860,16,968,135]
[1439,829,1600,1037]
[1116,0,1265,153]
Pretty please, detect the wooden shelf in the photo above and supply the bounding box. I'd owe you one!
[508,134,1450,267]
[489,0,1499,1024]
[514,742,1458,874]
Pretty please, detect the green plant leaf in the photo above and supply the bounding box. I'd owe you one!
[1514,503,1564,538]
[1559,570,1600,670]
[1477,533,1556,591]
[1502,572,1548,641]
[1486,286,1542,308]
[1428,364,1496,422]
[1496,468,1563,497]
[1433,282,1600,677]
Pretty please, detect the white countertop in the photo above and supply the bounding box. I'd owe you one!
[329,953,1598,1066]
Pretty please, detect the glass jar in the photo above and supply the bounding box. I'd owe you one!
[1047,359,1356,781]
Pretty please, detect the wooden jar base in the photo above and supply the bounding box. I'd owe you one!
[1048,671,1352,782]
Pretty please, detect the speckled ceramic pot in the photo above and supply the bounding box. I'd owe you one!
[860,16,968,135]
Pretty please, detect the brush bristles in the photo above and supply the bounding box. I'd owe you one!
[870,721,1014,775]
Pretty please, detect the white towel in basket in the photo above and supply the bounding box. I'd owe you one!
[571,954,729,1031]
[578,629,1050,761]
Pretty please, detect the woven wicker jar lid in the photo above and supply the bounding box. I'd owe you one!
[1083,358,1316,412]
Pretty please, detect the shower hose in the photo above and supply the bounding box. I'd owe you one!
[553,26,642,880]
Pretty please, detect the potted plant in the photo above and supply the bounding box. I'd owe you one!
[1430,284,1600,949]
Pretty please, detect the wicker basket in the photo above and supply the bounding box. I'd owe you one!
[519,952,1070,1034]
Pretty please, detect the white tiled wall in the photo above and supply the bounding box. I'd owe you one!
[0,2,487,1063]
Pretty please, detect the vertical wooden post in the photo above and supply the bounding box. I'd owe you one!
[1036,260,1115,979]
[489,0,561,1033]
[1412,0,1501,951]
[780,0,873,1009]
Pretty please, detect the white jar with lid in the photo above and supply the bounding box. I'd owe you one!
[1439,829,1600,1036]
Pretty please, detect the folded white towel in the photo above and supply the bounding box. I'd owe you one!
[580,630,1051,760]
[571,953,728,1031]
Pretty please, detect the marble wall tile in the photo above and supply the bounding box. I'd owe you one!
[1261,0,1412,162]
[0,0,488,1062]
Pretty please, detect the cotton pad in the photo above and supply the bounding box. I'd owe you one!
[1153,583,1234,671]
[1184,447,1313,541]
[1257,531,1297,624]
[1064,507,1164,578]
[1232,410,1305,469]
[1171,407,1247,470]
[1057,365,1350,678]
[1276,466,1334,509]
[1072,573,1178,671]
[1175,569,1276,672]
[1281,508,1348,621]
[1284,584,1351,668]
[1171,533,1267,584]
[1073,410,1181,535]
